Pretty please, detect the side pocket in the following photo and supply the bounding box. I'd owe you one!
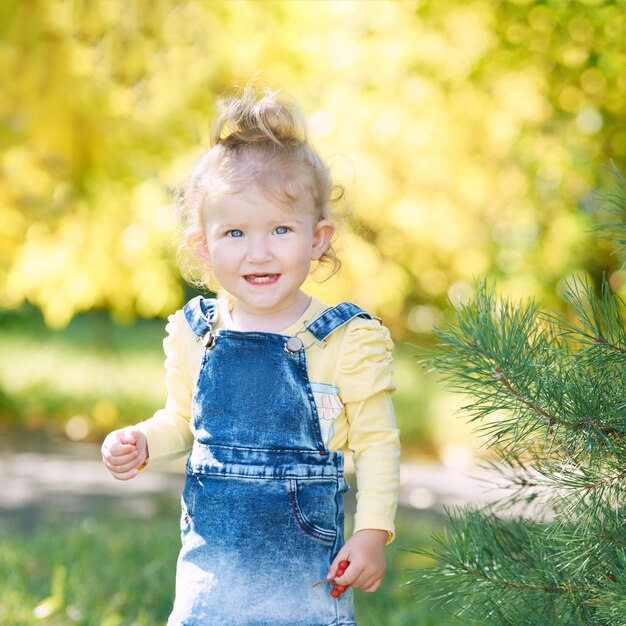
[289,479,338,543]
[180,472,198,531]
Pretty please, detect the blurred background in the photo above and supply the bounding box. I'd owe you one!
[1,1,625,624]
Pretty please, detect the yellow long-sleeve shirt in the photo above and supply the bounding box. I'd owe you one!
[136,296,400,541]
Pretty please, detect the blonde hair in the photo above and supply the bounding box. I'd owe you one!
[177,84,345,289]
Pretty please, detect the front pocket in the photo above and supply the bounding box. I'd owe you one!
[289,479,338,543]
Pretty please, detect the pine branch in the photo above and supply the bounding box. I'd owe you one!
[408,510,599,625]
[424,281,626,460]
[491,362,621,437]
[554,276,626,360]
[455,562,590,594]
[594,336,626,354]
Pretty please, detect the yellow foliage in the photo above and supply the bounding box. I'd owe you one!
[0,0,624,335]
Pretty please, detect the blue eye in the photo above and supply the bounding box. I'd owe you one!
[226,229,244,238]
[274,226,290,235]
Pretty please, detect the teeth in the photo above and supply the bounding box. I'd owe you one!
[246,274,277,284]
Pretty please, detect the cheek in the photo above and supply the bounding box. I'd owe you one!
[291,246,316,277]
[207,244,240,272]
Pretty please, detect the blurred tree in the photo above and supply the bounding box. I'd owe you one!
[0,0,624,332]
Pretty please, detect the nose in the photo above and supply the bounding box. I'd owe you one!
[246,235,272,263]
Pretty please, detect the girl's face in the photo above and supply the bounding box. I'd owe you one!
[198,184,334,323]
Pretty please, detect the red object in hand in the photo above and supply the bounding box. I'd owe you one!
[329,559,351,599]
[336,560,349,578]
[311,559,352,598]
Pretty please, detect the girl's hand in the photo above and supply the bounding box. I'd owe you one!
[326,529,388,592]
[101,427,148,480]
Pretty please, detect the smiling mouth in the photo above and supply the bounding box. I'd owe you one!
[244,274,280,285]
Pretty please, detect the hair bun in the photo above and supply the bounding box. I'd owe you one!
[211,85,307,148]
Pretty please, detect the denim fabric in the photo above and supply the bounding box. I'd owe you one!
[304,302,372,342]
[168,299,370,626]
[183,297,218,337]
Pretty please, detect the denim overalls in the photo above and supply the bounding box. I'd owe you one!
[168,297,372,626]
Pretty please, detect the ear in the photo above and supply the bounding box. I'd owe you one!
[311,219,336,261]
[186,231,211,267]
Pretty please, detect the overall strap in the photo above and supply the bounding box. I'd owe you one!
[305,302,373,342]
[183,296,218,337]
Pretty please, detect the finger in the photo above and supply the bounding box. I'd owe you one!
[349,570,384,592]
[122,428,138,445]
[102,430,126,448]
[335,573,356,586]
[334,565,361,587]
[104,449,139,467]
[337,562,379,588]
[111,467,140,481]
[102,447,137,467]
[108,441,137,456]
[360,577,383,593]
[104,455,140,473]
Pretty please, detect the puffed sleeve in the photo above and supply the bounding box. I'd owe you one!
[339,319,400,543]
[135,309,196,465]
[339,319,396,402]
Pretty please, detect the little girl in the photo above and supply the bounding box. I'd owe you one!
[101,86,400,626]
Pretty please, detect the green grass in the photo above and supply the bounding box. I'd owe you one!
[0,506,179,626]
[0,503,458,626]
[0,310,168,437]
